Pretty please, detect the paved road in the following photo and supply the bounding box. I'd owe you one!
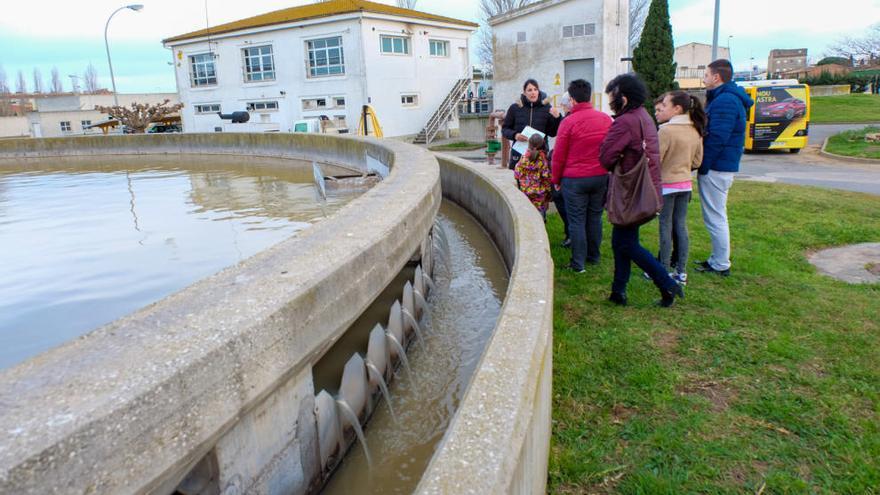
[809,123,879,146]
[447,144,880,196]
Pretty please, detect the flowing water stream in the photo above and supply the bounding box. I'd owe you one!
[318,200,510,494]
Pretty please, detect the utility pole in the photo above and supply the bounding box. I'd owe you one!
[711,0,720,60]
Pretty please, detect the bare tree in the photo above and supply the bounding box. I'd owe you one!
[95,99,184,133]
[50,67,63,93]
[32,68,43,94]
[629,0,649,50]
[830,23,880,61]
[83,63,100,93]
[0,66,9,94]
[476,0,534,72]
[16,70,27,94]
[396,0,418,8]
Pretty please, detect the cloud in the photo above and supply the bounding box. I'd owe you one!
[671,0,880,38]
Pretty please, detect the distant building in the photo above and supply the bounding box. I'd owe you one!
[768,48,808,79]
[781,63,850,80]
[489,0,630,113]
[0,93,178,138]
[674,42,730,89]
[162,0,477,140]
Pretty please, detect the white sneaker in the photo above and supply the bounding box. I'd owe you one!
[672,272,688,286]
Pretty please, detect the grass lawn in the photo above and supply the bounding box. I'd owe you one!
[810,94,880,124]
[427,141,485,152]
[825,126,880,159]
[548,181,880,494]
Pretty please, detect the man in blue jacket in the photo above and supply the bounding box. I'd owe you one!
[696,59,754,276]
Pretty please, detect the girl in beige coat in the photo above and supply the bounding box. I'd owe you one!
[654,91,706,284]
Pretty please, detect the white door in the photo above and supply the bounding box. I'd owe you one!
[31,122,42,138]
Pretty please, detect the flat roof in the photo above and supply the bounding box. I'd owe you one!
[163,0,478,44]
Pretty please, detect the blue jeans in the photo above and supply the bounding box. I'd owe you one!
[562,175,607,270]
[612,224,678,295]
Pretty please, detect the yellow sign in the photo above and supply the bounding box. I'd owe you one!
[554,73,561,86]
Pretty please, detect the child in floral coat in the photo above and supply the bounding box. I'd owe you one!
[514,133,552,219]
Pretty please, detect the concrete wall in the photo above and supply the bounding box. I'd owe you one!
[458,114,489,142]
[0,133,441,495]
[0,116,29,138]
[416,155,554,494]
[811,84,851,97]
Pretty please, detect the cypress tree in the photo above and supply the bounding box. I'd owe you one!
[632,0,676,114]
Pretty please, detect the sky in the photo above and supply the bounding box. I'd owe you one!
[0,0,877,93]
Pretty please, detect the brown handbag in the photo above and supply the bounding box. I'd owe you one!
[605,117,662,227]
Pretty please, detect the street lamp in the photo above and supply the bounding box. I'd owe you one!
[727,35,734,60]
[104,4,144,107]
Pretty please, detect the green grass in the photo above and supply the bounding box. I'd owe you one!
[427,141,485,151]
[810,94,880,123]
[825,126,880,159]
[548,181,880,494]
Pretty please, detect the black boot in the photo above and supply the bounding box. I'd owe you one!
[608,292,628,306]
[658,284,685,307]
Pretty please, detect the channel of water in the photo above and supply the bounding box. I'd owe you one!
[318,199,510,494]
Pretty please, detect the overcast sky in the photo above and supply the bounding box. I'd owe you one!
[1,0,877,93]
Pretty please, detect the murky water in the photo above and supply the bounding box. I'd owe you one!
[320,200,510,495]
[0,158,359,370]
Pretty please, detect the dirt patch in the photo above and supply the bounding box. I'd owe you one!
[867,262,880,276]
[653,328,679,356]
[678,376,737,413]
[611,403,636,425]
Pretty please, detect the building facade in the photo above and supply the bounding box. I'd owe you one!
[489,0,630,114]
[162,0,476,138]
[674,42,731,88]
[768,48,808,79]
[0,93,178,138]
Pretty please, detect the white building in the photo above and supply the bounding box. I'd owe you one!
[674,42,731,89]
[489,0,630,114]
[0,93,178,138]
[162,0,477,139]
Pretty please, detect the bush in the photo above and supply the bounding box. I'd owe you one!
[800,71,873,93]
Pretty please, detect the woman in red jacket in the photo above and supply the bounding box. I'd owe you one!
[599,74,684,307]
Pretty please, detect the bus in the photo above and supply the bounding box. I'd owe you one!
[737,80,810,153]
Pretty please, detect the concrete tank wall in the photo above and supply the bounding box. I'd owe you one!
[0,134,441,494]
[416,155,554,494]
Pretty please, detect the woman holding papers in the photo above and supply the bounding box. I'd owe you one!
[501,78,562,170]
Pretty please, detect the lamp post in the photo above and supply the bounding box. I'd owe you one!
[711,0,720,60]
[727,35,734,61]
[104,4,144,107]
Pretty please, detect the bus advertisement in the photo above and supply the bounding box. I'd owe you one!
[739,80,810,153]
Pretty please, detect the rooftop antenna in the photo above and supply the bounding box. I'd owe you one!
[205,0,217,58]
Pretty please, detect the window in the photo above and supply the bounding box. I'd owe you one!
[334,97,346,108]
[60,121,71,132]
[562,23,596,38]
[81,120,91,128]
[194,103,221,114]
[190,53,217,87]
[401,94,418,107]
[243,45,275,82]
[246,101,279,111]
[516,31,526,43]
[429,39,449,57]
[307,37,345,77]
[380,35,410,55]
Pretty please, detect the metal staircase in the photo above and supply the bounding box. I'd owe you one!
[412,78,471,144]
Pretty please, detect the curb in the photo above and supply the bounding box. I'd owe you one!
[820,136,880,164]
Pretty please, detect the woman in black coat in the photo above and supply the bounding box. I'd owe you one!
[502,78,562,170]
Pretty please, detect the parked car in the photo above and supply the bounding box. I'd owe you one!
[147,124,182,133]
[760,97,807,119]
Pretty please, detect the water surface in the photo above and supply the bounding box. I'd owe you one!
[0,158,358,369]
